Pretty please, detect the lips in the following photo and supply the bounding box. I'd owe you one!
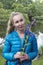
[19,26,22,28]
[18,25,23,28]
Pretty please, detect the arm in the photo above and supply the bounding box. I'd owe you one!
[27,35,38,60]
[2,35,14,61]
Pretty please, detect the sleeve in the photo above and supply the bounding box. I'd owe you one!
[2,35,14,61]
[27,35,38,60]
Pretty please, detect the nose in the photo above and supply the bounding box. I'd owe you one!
[19,21,22,25]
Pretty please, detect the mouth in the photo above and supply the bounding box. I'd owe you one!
[19,26,22,28]
[18,25,24,28]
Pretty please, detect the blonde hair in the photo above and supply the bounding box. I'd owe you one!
[6,12,24,35]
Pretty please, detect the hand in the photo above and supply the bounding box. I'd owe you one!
[20,53,29,61]
[14,52,21,59]
[14,52,26,60]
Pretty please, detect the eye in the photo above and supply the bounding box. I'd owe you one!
[20,19,23,22]
[15,21,19,23]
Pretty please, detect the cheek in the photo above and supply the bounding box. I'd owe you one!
[22,21,25,25]
[22,22,25,26]
[14,24,19,28]
[13,21,18,27]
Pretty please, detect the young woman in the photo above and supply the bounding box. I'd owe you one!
[2,12,38,65]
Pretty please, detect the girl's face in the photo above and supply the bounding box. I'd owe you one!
[13,14,25,31]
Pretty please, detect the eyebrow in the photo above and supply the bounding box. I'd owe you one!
[15,18,23,23]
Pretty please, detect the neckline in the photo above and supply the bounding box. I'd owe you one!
[14,30,25,39]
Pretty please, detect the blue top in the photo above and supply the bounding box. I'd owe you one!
[2,31,38,65]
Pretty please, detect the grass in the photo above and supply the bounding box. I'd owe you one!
[0,53,5,65]
[32,56,43,65]
[0,52,43,65]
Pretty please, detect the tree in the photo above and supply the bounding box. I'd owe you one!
[0,2,3,8]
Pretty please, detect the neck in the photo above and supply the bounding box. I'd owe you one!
[17,30,24,34]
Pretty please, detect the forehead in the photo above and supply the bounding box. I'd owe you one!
[13,14,23,21]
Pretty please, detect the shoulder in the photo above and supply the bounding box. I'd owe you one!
[5,31,18,40]
[29,31,36,39]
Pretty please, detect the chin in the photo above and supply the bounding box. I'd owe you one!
[19,29,24,31]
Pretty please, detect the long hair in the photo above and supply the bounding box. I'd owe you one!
[6,12,24,35]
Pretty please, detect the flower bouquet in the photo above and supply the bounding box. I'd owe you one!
[20,34,29,56]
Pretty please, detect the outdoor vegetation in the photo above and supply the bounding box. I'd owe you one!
[0,0,43,65]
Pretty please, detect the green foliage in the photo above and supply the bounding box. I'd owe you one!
[0,9,12,37]
[0,53,5,65]
[0,2,3,8]
[34,15,43,20]
[12,3,24,12]
[34,1,43,16]
[27,3,36,16]
[0,0,43,37]
[0,46,3,53]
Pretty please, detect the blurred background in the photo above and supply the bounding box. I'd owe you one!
[0,0,43,65]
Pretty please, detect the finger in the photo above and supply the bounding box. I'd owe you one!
[20,56,25,59]
[16,52,20,54]
[20,58,25,61]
